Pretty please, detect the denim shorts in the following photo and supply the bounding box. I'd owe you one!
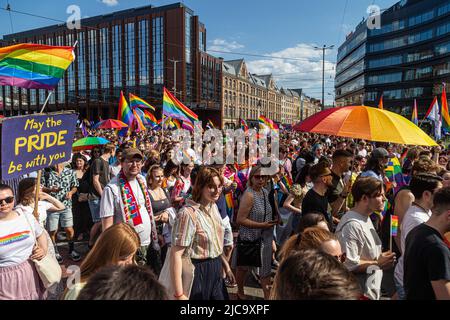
[88,199,101,223]
[47,209,73,231]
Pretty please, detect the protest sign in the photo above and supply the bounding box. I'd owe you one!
[1,112,77,180]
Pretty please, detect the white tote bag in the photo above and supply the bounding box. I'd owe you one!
[158,247,195,300]
[24,213,62,289]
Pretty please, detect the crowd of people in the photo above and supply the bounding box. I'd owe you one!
[0,127,449,300]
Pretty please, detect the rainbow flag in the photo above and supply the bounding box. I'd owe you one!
[171,118,181,129]
[182,121,194,132]
[378,95,384,110]
[0,43,75,89]
[281,175,293,191]
[133,108,146,132]
[224,192,234,218]
[442,84,450,133]
[207,119,215,129]
[391,215,399,237]
[79,120,88,137]
[240,119,249,132]
[129,93,155,112]
[259,115,279,131]
[163,87,198,123]
[412,99,418,126]
[143,110,158,127]
[117,91,134,136]
[385,157,407,195]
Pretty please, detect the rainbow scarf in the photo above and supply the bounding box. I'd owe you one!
[129,93,155,111]
[118,171,159,246]
[0,43,75,89]
[163,87,198,123]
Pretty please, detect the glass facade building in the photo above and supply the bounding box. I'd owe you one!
[0,2,222,122]
[335,0,450,118]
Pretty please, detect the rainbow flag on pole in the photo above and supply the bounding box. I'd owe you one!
[132,109,146,132]
[143,110,158,127]
[182,121,194,132]
[385,157,407,195]
[442,83,450,133]
[259,115,279,131]
[0,43,75,89]
[129,93,155,111]
[117,91,134,136]
[412,99,418,126]
[391,215,399,237]
[207,119,215,129]
[240,119,249,132]
[163,87,198,123]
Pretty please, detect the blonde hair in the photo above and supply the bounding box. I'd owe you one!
[79,223,140,282]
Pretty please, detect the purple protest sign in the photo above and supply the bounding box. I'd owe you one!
[1,112,77,180]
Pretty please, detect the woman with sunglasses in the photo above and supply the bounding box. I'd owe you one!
[0,184,48,300]
[235,165,278,300]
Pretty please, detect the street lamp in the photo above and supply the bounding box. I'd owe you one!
[314,44,334,111]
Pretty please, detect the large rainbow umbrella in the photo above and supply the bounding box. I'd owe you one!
[94,119,128,129]
[72,137,110,151]
[293,106,437,146]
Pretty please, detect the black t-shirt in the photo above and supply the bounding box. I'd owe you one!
[404,224,450,300]
[301,188,331,224]
[89,158,110,199]
[326,171,344,205]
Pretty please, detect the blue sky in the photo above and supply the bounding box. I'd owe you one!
[0,0,397,104]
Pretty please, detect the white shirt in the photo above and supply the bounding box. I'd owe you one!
[336,210,383,300]
[100,175,153,246]
[15,201,53,226]
[394,205,431,287]
[0,213,43,267]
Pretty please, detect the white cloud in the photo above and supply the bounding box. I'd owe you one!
[101,0,119,6]
[208,38,244,52]
[245,43,336,105]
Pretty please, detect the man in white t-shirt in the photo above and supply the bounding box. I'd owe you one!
[394,174,443,299]
[100,148,160,269]
[335,177,396,300]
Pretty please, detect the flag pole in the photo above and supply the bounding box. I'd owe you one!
[390,215,393,253]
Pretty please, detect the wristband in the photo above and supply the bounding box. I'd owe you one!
[174,292,184,298]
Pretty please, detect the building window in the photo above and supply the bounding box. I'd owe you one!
[368,55,402,68]
[88,29,98,99]
[125,22,135,88]
[139,20,149,87]
[408,10,434,27]
[112,25,122,90]
[368,72,402,85]
[100,28,110,90]
[153,16,164,85]
[438,2,450,16]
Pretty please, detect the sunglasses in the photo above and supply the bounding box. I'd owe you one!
[0,196,15,205]
[334,252,346,263]
[253,175,268,180]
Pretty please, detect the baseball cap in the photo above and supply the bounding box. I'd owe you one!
[121,148,143,161]
[371,147,393,159]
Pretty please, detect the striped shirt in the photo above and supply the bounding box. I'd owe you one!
[172,200,231,260]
